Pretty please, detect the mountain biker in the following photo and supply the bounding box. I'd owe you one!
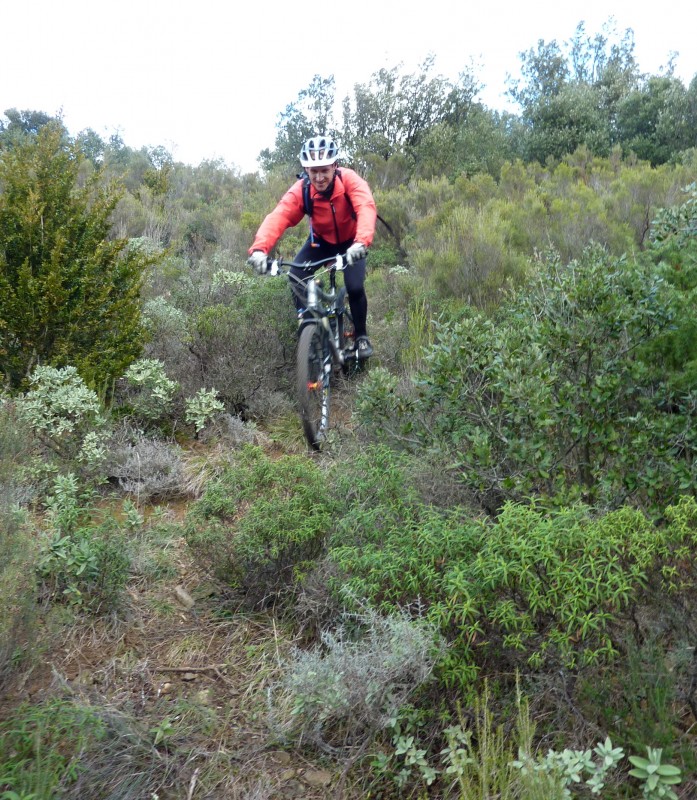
[247,135,377,359]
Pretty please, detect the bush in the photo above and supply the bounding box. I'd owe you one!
[410,203,528,308]
[0,122,155,389]
[16,365,111,486]
[0,395,37,506]
[327,448,697,692]
[143,265,297,418]
[105,426,187,500]
[356,245,697,514]
[184,445,334,606]
[269,602,443,752]
[37,474,131,613]
[118,358,180,426]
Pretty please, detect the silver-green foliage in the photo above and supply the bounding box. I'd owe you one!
[627,747,683,799]
[271,602,443,752]
[106,429,186,500]
[16,366,110,481]
[122,358,179,423]
[374,684,682,799]
[184,387,224,434]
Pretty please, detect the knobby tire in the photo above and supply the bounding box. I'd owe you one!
[297,324,330,450]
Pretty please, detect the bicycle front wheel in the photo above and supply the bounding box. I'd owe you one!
[297,323,331,450]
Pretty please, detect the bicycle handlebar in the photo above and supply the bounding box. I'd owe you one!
[265,253,347,277]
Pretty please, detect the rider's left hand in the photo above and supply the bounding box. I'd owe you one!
[346,242,367,265]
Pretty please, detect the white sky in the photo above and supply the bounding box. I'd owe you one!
[2,0,696,173]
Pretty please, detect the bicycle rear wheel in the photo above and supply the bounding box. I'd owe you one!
[297,323,331,450]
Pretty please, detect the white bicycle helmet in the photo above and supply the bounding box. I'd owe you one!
[299,135,340,167]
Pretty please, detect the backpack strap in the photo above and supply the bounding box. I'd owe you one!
[298,169,396,240]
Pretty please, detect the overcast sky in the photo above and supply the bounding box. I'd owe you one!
[3,0,696,173]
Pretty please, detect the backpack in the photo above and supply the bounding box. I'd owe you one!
[298,170,395,238]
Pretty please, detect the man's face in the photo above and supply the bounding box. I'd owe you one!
[306,165,336,193]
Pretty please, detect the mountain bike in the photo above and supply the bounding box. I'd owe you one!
[264,253,364,450]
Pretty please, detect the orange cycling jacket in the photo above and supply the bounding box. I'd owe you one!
[248,168,377,255]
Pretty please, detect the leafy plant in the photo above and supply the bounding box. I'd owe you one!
[184,387,224,434]
[628,747,682,799]
[328,448,697,690]
[185,445,334,605]
[121,358,179,424]
[37,474,130,612]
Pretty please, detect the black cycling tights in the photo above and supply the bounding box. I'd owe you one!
[290,237,369,338]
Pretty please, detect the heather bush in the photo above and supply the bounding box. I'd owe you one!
[105,426,187,500]
[410,203,528,308]
[0,395,37,506]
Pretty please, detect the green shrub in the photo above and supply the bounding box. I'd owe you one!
[328,449,697,692]
[411,203,528,308]
[184,445,334,606]
[37,474,131,613]
[184,387,224,434]
[0,122,154,390]
[356,245,697,514]
[144,269,297,418]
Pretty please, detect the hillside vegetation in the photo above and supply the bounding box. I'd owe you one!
[1,17,697,799]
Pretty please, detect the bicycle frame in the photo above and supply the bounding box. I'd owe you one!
[269,254,357,371]
[265,253,360,449]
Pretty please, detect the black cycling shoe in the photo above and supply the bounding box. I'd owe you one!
[356,336,373,359]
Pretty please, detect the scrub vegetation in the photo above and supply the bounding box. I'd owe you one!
[1,17,696,799]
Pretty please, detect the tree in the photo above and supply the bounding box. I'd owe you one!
[0,121,157,390]
[523,83,611,164]
[616,76,696,165]
[508,20,641,164]
[258,75,337,174]
[0,108,56,142]
[341,56,480,171]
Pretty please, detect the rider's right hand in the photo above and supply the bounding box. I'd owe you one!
[247,251,268,274]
